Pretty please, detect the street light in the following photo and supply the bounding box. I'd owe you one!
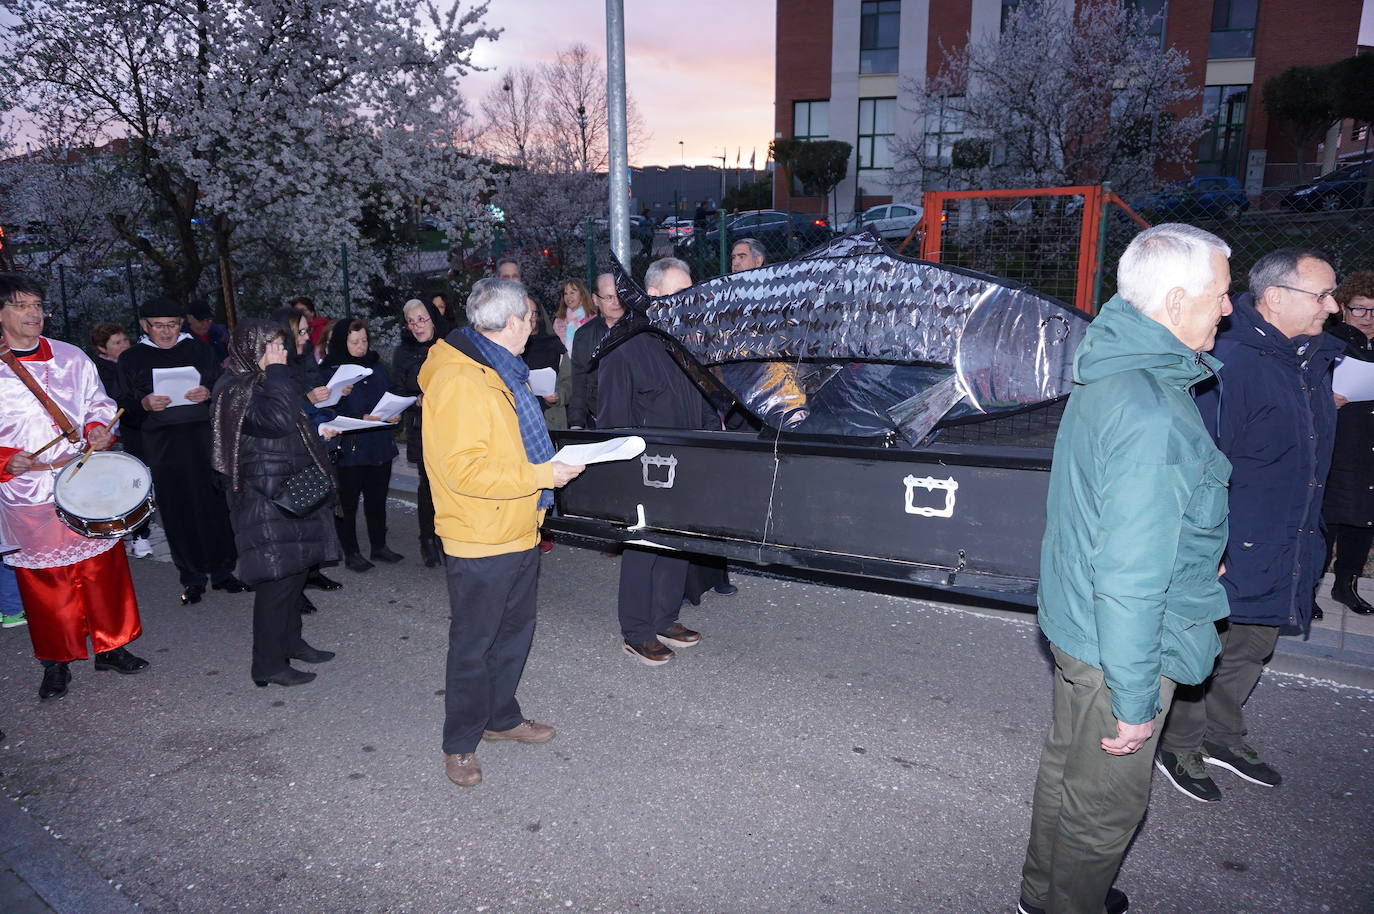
[577,104,588,172]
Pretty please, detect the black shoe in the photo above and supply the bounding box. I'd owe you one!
[299,594,318,615]
[1018,888,1129,914]
[93,647,150,674]
[712,582,738,596]
[38,662,71,701]
[1332,574,1374,614]
[211,575,251,594]
[1154,749,1221,802]
[1203,740,1282,787]
[370,546,404,564]
[253,666,317,688]
[304,569,343,591]
[180,584,205,606]
[420,536,443,568]
[291,644,335,664]
[345,553,374,573]
[1311,602,1324,621]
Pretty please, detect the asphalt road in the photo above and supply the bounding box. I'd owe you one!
[1,501,1372,914]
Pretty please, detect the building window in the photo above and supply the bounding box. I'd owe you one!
[923,96,964,166]
[1210,0,1257,59]
[858,97,897,171]
[1197,84,1249,178]
[793,100,830,141]
[860,1,900,75]
[1129,0,1168,47]
[1000,0,1019,31]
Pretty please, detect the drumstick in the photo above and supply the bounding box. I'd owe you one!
[28,430,69,460]
[63,409,124,480]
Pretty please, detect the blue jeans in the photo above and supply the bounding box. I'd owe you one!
[0,562,22,616]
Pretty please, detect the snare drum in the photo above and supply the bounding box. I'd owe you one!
[53,451,156,538]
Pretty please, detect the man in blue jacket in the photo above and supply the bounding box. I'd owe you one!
[1018,224,1233,914]
[1156,248,1340,803]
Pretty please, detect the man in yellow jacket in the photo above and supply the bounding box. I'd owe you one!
[420,278,584,788]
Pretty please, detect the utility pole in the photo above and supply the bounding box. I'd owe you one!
[605,0,630,266]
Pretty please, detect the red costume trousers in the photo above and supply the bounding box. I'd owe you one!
[14,546,142,661]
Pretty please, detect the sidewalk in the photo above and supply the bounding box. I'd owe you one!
[0,794,139,914]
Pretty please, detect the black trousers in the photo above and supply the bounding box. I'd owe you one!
[442,548,539,755]
[336,463,392,555]
[1329,523,1374,577]
[618,548,688,643]
[251,571,308,679]
[416,462,436,542]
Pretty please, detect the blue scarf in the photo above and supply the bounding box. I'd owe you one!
[462,326,555,508]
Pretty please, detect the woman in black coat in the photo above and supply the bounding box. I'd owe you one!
[1324,270,1374,615]
[211,319,342,687]
[319,317,402,572]
[391,299,451,567]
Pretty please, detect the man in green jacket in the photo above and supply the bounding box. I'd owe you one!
[1017,224,1234,914]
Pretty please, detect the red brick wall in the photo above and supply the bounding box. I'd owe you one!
[927,0,972,80]
[1159,0,1211,183]
[774,0,834,213]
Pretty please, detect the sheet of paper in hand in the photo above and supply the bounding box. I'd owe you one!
[369,392,416,421]
[1334,356,1374,402]
[152,366,202,407]
[318,416,390,435]
[552,435,646,466]
[528,367,557,397]
[317,364,373,408]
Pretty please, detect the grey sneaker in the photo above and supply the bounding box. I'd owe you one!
[1203,741,1282,787]
[1155,749,1221,802]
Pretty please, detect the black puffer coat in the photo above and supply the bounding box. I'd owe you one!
[390,301,450,465]
[222,364,342,585]
[1324,321,1374,528]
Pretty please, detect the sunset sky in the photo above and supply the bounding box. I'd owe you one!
[465,1,778,168]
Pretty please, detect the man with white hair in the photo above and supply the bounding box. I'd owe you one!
[1155,248,1341,803]
[1016,224,1235,914]
[729,237,766,273]
[420,278,584,788]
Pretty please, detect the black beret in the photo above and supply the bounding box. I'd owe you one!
[140,296,183,319]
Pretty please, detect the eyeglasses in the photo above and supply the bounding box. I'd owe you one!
[296,327,311,336]
[1274,284,1336,307]
[594,292,615,301]
[145,320,182,331]
[405,316,432,327]
[5,300,50,316]
[1348,306,1374,317]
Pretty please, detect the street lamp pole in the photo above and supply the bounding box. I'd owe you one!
[605,0,630,266]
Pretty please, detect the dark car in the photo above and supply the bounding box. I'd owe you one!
[1134,176,1250,219]
[1281,157,1374,212]
[682,209,833,258]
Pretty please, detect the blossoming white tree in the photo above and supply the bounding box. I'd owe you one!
[0,0,499,322]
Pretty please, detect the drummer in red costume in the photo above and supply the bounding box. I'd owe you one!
[0,273,149,701]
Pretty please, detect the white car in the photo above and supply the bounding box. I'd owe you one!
[845,202,924,241]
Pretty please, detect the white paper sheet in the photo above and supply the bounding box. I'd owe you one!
[318,416,389,435]
[151,366,202,407]
[1334,356,1374,402]
[528,367,557,397]
[369,392,416,421]
[552,435,645,466]
[317,365,373,408]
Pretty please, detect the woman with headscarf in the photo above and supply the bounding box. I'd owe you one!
[553,279,596,353]
[391,298,452,567]
[319,317,402,572]
[211,320,341,688]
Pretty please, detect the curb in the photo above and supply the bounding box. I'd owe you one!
[0,794,140,914]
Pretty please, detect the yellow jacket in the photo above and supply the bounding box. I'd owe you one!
[419,334,555,558]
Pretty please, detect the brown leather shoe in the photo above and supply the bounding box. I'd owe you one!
[657,622,701,648]
[482,719,555,744]
[444,752,482,787]
[622,639,673,666]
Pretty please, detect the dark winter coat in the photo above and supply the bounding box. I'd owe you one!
[596,332,717,431]
[390,301,450,465]
[116,336,220,431]
[220,363,342,586]
[568,315,613,428]
[1324,321,1374,528]
[1195,293,1342,629]
[320,321,398,468]
[92,353,144,459]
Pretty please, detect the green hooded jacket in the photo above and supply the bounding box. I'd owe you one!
[1038,295,1231,725]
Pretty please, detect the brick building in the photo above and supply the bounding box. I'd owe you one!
[774,0,1368,218]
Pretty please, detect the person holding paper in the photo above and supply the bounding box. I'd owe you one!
[1323,270,1374,616]
[419,278,583,788]
[319,318,403,573]
[117,295,243,606]
[392,298,451,568]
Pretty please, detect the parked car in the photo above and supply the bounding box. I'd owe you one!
[1281,156,1374,212]
[574,216,655,254]
[660,217,695,241]
[1133,176,1250,219]
[682,209,833,258]
[842,202,924,241]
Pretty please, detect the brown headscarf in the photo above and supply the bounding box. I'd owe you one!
[211,318,335,492]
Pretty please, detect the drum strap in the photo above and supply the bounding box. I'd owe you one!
[0,338,80,443]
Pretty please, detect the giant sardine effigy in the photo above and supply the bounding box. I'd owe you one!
[594,230,1091,446]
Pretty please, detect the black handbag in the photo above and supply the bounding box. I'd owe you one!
[271,464,333,518]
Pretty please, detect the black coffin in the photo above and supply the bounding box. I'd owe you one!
[548,428,1053,595]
